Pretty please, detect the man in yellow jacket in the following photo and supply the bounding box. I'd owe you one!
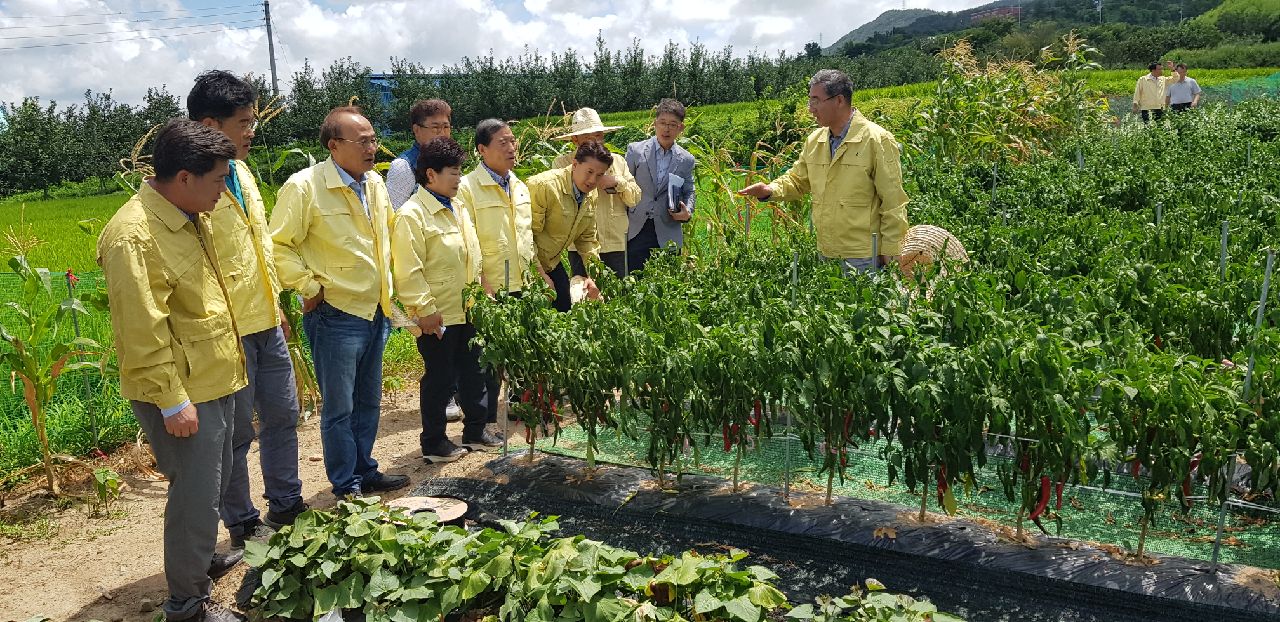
[1132,61,1169,124]
[391,136,504,464]
[552,108,641,279]
[97,119,247,622]
[739,69,909,274]
[458,119,534,298]
[528,141,611,312]
[188,71,305,562]
[269,106,408,498]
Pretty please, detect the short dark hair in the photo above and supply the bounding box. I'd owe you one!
[809,69,854,102]
[152,118,236,181]
[573,140,613,167]
[475,118,510,147]
[319,105,365,147]
[187,70,257,122]
[1148,62,1160,71]
[410,99,452,127]
[655,98,686,122]
[1175,62,1187,71]
[414,137,467,187]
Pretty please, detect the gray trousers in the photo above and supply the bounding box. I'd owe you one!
[220,326,303,535]
[832,256,885,276]
[132,395,235,621]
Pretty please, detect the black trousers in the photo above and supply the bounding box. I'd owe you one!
[1171,102,1192,112]
[568,250,626,279]
[548,262,573,312]
[1140,109,1165,123]
[627,218,660,276]
[416,322,488,449]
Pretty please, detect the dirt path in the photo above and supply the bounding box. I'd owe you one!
[0,388,502,622]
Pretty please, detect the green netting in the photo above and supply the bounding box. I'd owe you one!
[528,419,1280,570]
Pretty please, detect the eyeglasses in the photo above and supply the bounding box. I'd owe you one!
[336,137,379,149]
[656,121,683,131]
[416,122,452,132]
[808,94,835,106]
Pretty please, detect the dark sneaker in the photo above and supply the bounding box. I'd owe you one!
[423,439,468,464]
[462,430,504,451]
[446,398,463,423]
[187,603,247,622]
[337,487,362,501]
[363,472,411,492]
[263,500,309,530]
[229,520,275,550]
[209,548,243,579]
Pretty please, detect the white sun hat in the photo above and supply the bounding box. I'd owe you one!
[554,107,624,140]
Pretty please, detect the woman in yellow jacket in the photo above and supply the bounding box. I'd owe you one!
[390,137,503,463]
[527,140,612,312]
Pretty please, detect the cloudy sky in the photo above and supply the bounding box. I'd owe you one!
[0,0,989,106]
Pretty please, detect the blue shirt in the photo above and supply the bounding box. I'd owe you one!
[335,164,369,217]
[226,161,246,215]
[654,141,674,189]
[427,188,454,212]
[482,162,511,196]
[829,116,853,160]
[573,185,584,207]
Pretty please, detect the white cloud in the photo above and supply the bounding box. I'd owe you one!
[0,0,991,106]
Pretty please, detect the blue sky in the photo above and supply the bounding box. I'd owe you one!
[0,0,990,105]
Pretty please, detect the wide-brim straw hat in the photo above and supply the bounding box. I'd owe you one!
[554,107,624,140]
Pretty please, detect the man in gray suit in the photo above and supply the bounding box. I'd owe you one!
[625,99,696,275]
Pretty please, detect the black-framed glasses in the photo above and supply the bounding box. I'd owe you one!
[808,94,835,106]
[336,137,379,149]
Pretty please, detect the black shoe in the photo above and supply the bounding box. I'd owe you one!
[209,548,243,579]
[363,472,410,492]
[263,500,309,530]
[228,520,275,550]
[462,430,504,451]
[423,439,468,463]
[186,603,246,622]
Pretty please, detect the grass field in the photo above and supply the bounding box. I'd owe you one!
[0,193,129,272]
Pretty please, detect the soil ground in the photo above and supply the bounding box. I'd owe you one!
[0,387,498,622]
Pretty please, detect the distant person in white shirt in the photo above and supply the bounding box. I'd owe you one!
[1166,63,1202,113]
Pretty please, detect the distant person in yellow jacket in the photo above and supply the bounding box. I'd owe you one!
[187,71,306,569]
[528,140,612,311]
[552,108,641,279]
[1132,62,1168,123]
[97,119,246,622]
[268,106,409,499]
[739,69,909,274]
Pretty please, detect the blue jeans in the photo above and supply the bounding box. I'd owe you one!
[220,326,303,536]
[302,301,390,495]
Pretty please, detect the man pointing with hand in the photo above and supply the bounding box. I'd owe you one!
[739,69,909,275]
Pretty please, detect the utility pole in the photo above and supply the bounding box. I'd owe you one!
[264,0,280,96]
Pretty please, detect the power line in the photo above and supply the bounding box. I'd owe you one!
[0,23,263,52]
[0,3,260,20]
[0,8,261,31]
[0,12,263,39]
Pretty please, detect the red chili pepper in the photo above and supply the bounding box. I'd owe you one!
[521,389,533,402]
[749,400,761,427]
[936,465,949,506]
[66,269,79,286]
[1154,334,1163,349]
[1131,459,1141,478]
[868,427,877,438]
[1029,475,1051,520]
[839,449,848,468]
[842,412,853,441]
[1055,480,1064,510]
[722,424,732,451]
[1182,455,1203,501]
[1018,453,1030,474]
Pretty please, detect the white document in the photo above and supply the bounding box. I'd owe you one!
[668,173,684,211]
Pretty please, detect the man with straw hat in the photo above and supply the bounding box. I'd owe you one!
[553,107,641,279]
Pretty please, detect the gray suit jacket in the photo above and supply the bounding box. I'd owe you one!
[625,137,696,248]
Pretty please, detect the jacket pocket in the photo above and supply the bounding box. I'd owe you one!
[171,315,237,385]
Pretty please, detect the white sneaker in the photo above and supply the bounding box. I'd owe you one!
[446,397,463,422]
